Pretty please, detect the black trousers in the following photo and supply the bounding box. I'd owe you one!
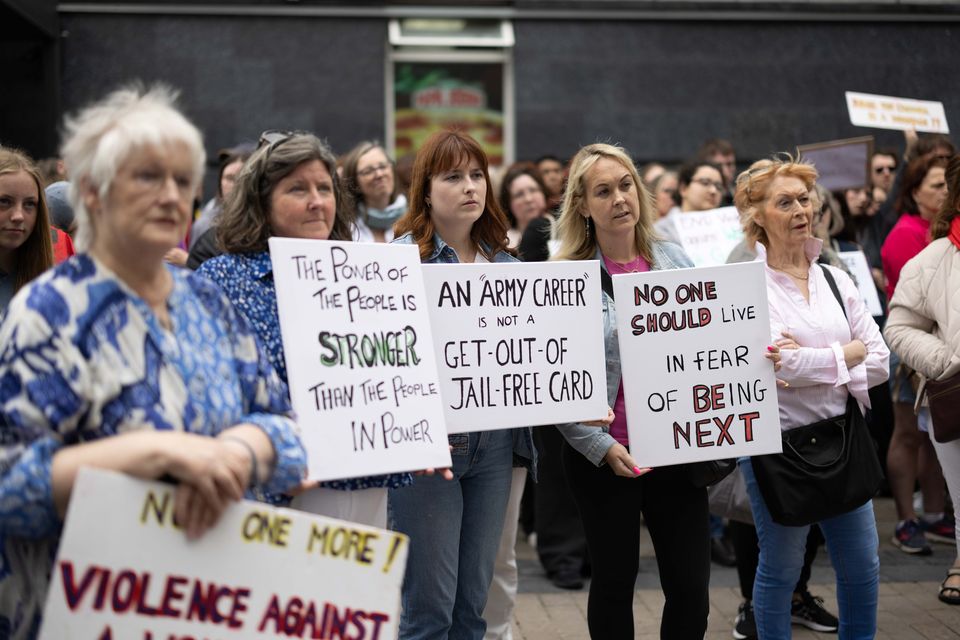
[562,442,710,640]
[533,425,589,578]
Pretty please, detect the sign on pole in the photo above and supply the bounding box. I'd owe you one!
[670,206,745,267]
[421,261,608,432]
[612,262,782,467]
[41,468,408,639]
[846,91,950,134]
[837,250,884,317]
[269,238,451,481]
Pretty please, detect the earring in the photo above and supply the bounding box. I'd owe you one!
[584,216,592,240]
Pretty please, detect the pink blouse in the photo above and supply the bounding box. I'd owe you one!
[757,239,890,431]
[602,254,650,446]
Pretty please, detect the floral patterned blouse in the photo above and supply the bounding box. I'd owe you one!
[0,254,307,639]
[197,251,412,491]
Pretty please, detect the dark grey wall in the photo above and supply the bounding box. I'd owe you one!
[513,19,960,165]
[60,13,387,193]
[56,12,959,177]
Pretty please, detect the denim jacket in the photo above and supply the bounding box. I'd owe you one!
[393,232,538,477]
[557,240,694,466]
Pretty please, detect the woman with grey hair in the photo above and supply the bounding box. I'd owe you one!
[0,86,308,638]
[198,132,410,527]
[341,140,407,243]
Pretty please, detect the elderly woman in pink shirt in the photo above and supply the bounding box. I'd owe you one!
[735,156,889,639]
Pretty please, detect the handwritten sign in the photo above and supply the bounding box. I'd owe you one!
[269,238,451,481]
[421,261,607,432]
[40,468,407,639]
[670,206,744,267]
[612,262,782,467]
[838,250,883,317]
[846,91,950,134]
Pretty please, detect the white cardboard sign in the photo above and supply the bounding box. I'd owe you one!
[612,262,782,467]
[40,468,408,639]
[837,250,884,317]
[671,206,745,267]
[269,238,451,481]
[421,261,608,433]
[846,91,950,134]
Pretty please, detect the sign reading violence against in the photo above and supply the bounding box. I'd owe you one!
[612,262,782,467]
[670,206,744,267]
[421,261,607,432]
[269,238,451,481]
[40,468,408,640]
[846,91,950,134]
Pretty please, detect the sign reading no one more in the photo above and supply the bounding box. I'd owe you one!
[612,262,782,468]
[421,261,608,433]
[269,238,452,482]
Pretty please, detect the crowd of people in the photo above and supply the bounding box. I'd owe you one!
[0,83,958,640]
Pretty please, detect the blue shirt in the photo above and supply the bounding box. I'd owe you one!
[0,254,307,639]
[197,251,412,491]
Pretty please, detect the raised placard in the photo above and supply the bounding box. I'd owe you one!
[670,206,745,267]
[421,261,607,433]
[838,250,884,317]
[269,238,451,481]
[40,468,408,639]
[612,261,782,467]
[846,91,949,134]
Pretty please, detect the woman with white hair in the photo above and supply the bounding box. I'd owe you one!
[0,86,306,638]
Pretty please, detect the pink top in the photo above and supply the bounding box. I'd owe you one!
[881,213,930,302]
[602,254,650,446]
[757,239,889,431]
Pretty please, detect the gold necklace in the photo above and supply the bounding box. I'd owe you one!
[769,264,809,281]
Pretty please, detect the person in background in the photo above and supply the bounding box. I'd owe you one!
[871,149,898,200]
[187,144,253,269]
[197,131,413,526]
[0,148,54,313]
[655,160,725,244]
[885,153,960,606]
[500,162,550,249]
[639,161,665,187]
[44,181,78,264]
[697,138,737,205]
[882,153,952,556]
[35,157,66,187]
[390,130,538,640]
[0,85,306,639]
[341,140,407,243]
[537,154,566,211]
[735,154,888,639]
[650,170,678,220]
[554,142,709,639]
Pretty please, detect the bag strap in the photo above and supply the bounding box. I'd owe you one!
[600,267,615,301]
[818,263,847,321]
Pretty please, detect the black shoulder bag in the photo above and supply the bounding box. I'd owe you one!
[750,265,884,526]
[600,268,735,488]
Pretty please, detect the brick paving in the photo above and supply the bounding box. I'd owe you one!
[509,496,960,639]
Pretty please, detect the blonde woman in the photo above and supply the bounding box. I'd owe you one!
[554,143,709,639]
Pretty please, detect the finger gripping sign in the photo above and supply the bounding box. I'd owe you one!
[612,261,782,467]
[40,468,408,639]
[268,238,451,481]
[421,261,607,433]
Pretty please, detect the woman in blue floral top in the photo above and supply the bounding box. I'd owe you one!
[196,132,411,528]
[0,87,307,639]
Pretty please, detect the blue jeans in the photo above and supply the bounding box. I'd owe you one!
[389,429,514,640]
[740,458,879,639]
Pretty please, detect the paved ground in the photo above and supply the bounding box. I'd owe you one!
[509,496,960,639]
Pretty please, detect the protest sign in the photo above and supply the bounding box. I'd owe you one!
[41,468,407,640]
[798,136,873,192]
[670,206,744,267]
[838,250,884,317]
[612,261,782,467]
[421,261,607,432]
[846,91,950,134]
[269,238,451,481]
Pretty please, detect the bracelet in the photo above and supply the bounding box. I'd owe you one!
[221,436,260,492]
